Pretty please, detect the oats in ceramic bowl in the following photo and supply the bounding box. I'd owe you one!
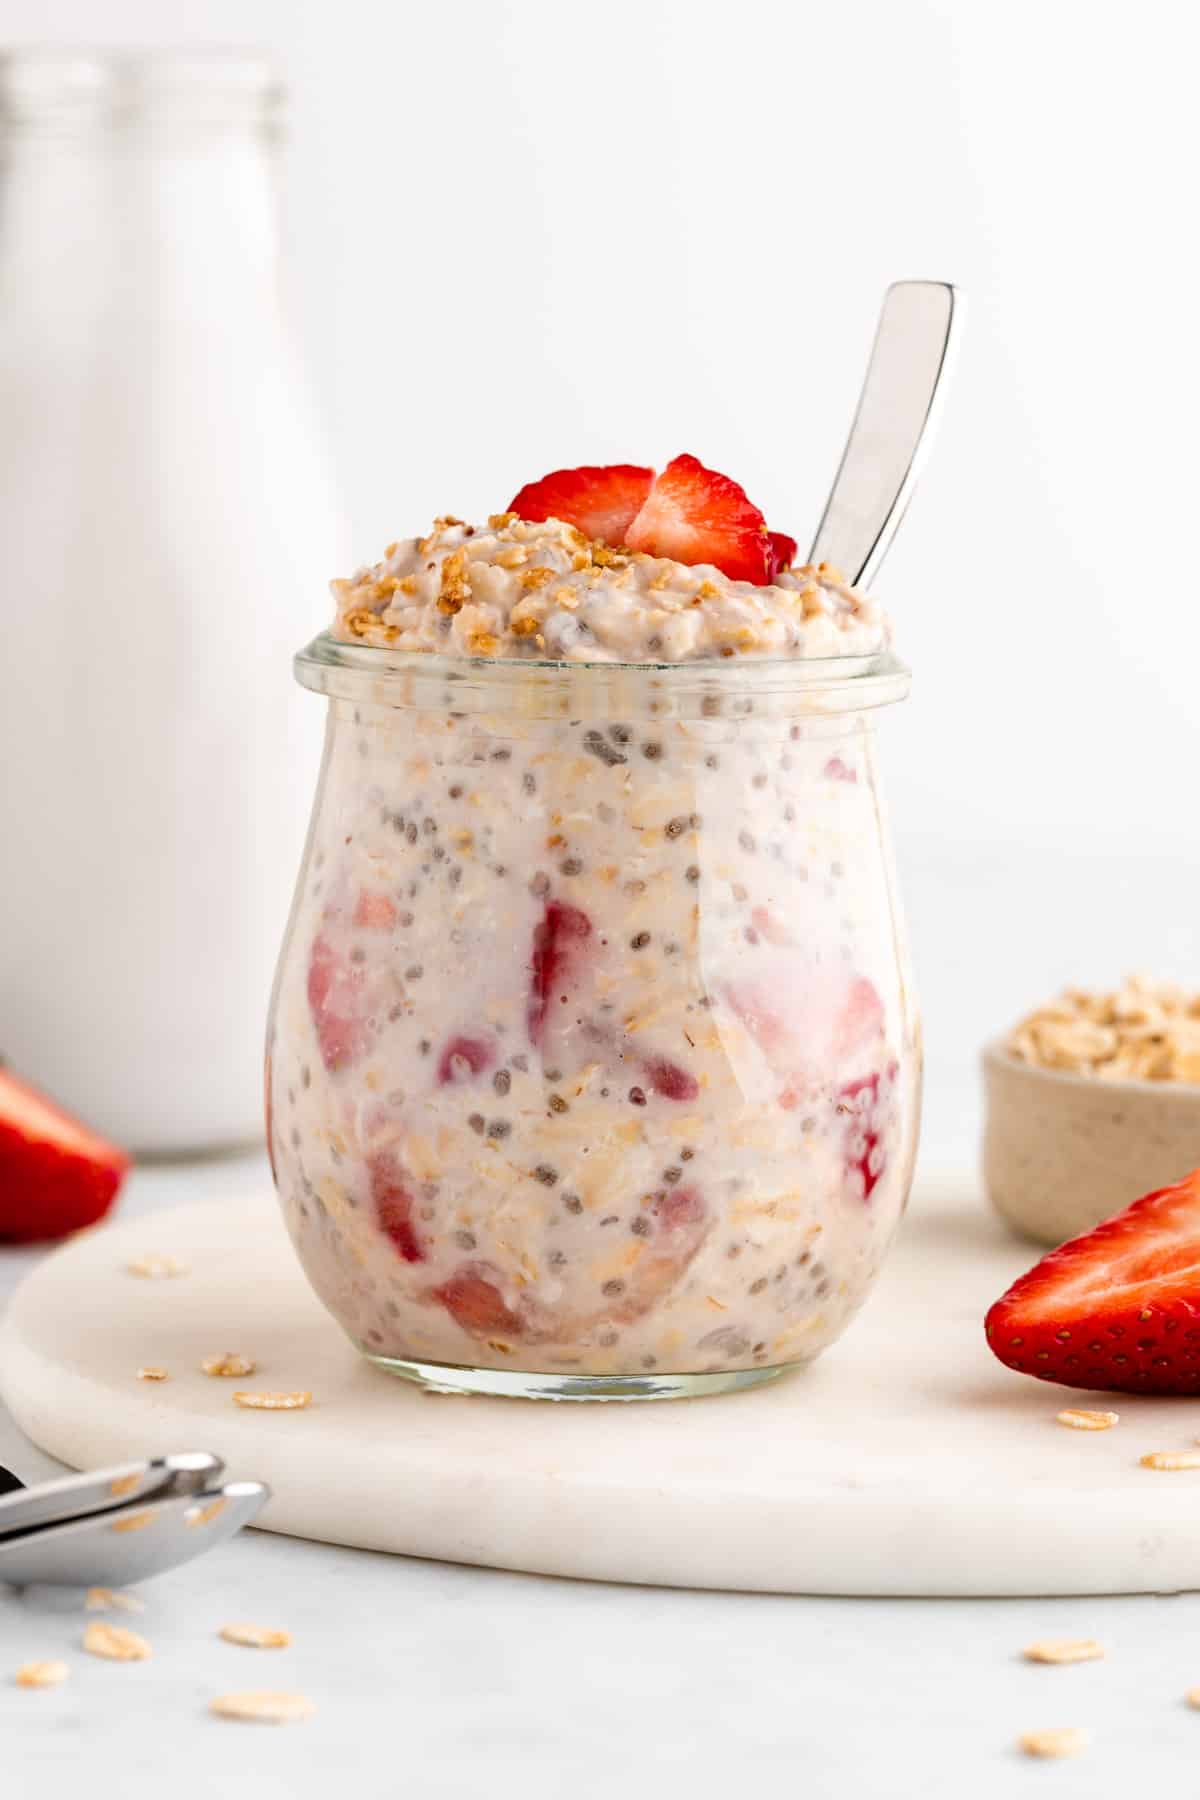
[983,977,1200,1245]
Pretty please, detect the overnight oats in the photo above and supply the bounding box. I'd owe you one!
[266,455,921,1398]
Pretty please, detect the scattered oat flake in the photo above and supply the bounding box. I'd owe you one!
[127,1254,188,1279]
[233,1390,311,1411]
[1019,1727,1088,1759]
[1057,1408,1119,1431]
[15,1660,69,1689]
[1186,1688,1200,1709]
[210,1690,315,1725]
[137,1366,169,1382]
[109,1473,140,1499]
[86,1588,144,1614]
[1141,1450,1200,1471]
[83,1622,151,1662]
[202,1352,257,1378]
[219,1623,292,1650]
[1023,1638,1105,1665]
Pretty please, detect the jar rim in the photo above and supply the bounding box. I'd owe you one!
[294,630,911,721]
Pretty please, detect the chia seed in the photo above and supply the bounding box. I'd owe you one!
[628,1086,647,1106]
[468,1113,485,1135]
[493,1069,511,1096]
[487,1119,512,1140]
[630,931,651,950]
[548,1094,568,1114]
[642,741,663,760]
[602,1279,626,1297]
[562,1193,583,1215]
[533,1164,559,1186]
[560,858,583,876]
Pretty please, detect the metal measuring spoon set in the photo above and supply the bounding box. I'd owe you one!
[0,1452,268,1587]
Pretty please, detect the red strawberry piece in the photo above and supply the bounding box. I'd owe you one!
[749,906,795,948]
[353,890,398,931]
[306,932,371,1074]
[823,755,858,784]
[652,1186,705,1232]
[436,1035,496,1086]
[528,900,593,1046]
[625,454,774,585]
[985,1169,1200,1395]
[0,1068,128,1243]
[434,1264,528,1339]
[508,464,654,547]
[766,531,798,579]
[832,977,885,1062]
[641,1054,700,1103]
[835,1069,892,1203]
[369,1148,424,1263]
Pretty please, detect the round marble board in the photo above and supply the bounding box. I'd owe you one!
[1,1176,1196,1598]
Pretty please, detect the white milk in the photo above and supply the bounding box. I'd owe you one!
[0,53,347,1150]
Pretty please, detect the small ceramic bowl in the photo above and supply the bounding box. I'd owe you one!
[982,1039,1200,1246]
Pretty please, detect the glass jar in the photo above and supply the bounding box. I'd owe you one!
[0,51,345,1150]
[267,634,921,1400]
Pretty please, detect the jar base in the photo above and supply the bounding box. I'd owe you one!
[356,1348,796,1402]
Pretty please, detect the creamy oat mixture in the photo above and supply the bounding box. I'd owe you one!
[1009,977,1200,1083]
[332,514,889,664]
[267,672,918,1379]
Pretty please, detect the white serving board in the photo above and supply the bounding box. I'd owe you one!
[1,1175,1197,1597]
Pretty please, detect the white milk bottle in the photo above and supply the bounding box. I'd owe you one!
[0,51,346,1151]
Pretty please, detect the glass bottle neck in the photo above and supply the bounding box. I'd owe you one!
[2,56,286,321]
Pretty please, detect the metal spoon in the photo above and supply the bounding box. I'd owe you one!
[807,279,963,589]
[0,1454,269,1587]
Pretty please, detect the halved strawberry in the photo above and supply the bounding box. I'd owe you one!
[434,1265,528,1339]
[625,454,773,584]
[508,465,654,546]
[985,1170,1200,1394]
[767,531,798,579]
[527,900,593,1047]
[0,1068,129,1242]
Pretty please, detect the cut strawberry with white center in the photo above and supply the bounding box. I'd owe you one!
[625,453,774,584]
[0,1068,129,1243]
[985,1169,1200,1394]
[508,464,654,545]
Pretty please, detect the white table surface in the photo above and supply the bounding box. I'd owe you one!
[3,1154,1200,1799]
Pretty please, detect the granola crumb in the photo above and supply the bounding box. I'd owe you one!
[1056,1408,1119,1431]
[83,1622,151,1662]
[1141,1450,1200,1471]
[1023,1638,1105,1665]
[1018,1727,1088,1759]
[137,1366,169,1382]
[209,1690,315,1725]
[127,1254,188,1279]
[219,1624,292,1650]
[233,1390,311,1411]
[14,1660,69,1689]
[85,1588,144,1614]
[202,1352,257,1378]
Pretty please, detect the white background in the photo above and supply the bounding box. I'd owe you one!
[7,0,1199,1164]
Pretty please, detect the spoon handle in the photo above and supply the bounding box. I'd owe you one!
[807,279,963,590]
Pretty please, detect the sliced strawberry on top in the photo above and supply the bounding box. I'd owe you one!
[766,531,798,580]
[0,1068,129,1242]
[508,464,654,547]
[625,453,773,585]
[985,1169,1200,1395]
[369,1148,424,1263]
